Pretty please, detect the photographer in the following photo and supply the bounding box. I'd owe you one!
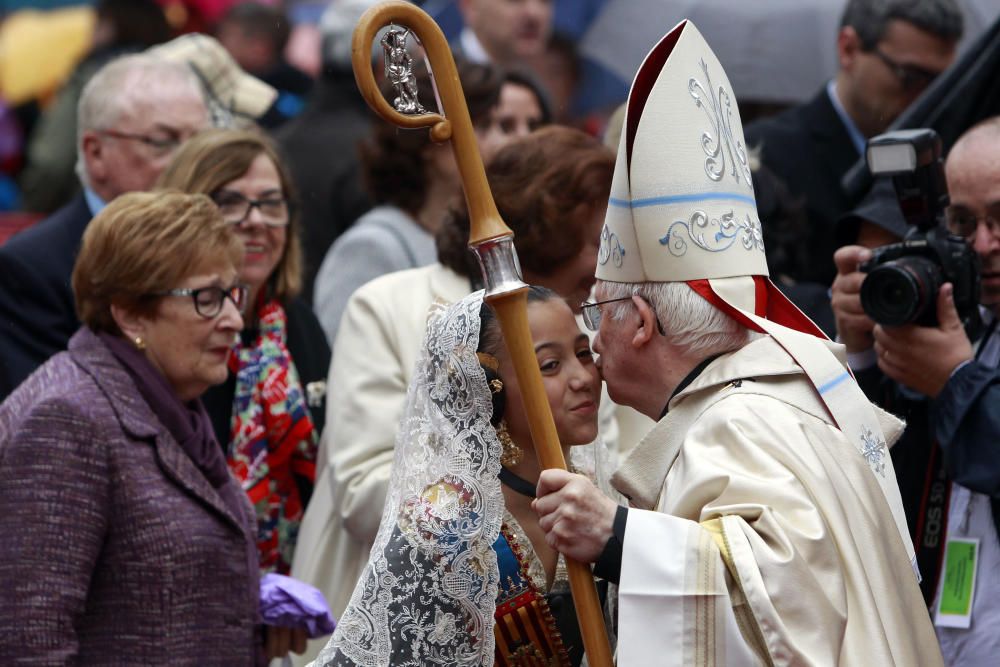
[832,118,1000,664]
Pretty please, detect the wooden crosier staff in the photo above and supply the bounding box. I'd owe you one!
[351,3,614,666]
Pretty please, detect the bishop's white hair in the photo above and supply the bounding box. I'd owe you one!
[600,280,758,358]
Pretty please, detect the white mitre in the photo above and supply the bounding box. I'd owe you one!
[597,21,765,286]
[598,20,919,574]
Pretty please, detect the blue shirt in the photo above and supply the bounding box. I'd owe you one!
[826,79,866,157]
[83,187,106,217]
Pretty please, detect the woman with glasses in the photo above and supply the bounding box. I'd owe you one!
[157,129,330,587]
[0,192,264,663]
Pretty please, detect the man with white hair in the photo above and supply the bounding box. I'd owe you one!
[532,21,942,665]
[0,54,209,399]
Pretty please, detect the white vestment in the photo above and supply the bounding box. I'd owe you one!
[612,336,944,666]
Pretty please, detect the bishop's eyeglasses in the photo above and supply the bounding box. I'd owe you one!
[580,296,666,335]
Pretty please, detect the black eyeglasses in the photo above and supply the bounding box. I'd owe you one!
[945,206,1000,241]
[872,48,940,92]
[97,129,181,156]
[211,191,289,227]
[150,284,248,319]
[580,295,665,335]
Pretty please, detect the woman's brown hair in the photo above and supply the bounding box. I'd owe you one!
[360,58,503,216]
[156,128,303,302]
[73,191,243,334]
[437,125,615,279]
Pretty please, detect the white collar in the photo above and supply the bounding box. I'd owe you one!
[459,27,491,64]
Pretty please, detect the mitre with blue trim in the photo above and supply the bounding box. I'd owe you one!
[599,20,919,576]
[598,21,764,284]
[597,19,821,337]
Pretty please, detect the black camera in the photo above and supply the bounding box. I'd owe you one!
[859,129,981,336]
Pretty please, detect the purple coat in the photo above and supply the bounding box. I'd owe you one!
[0,329,262,665]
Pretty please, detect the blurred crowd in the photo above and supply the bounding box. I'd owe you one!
[0,0,998,665]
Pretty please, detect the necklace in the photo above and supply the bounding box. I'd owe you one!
[499,466,537,498]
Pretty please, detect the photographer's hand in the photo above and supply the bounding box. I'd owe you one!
[873,283,974,398]
[832,246,876,353]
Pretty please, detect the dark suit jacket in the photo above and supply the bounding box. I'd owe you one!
[745,88,861,284]
[0,194,91,400]
[854,314,1000,604]
[0,328,262,664]
[276,72,373,303]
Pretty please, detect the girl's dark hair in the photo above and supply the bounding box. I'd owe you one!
[437,126,614,280]
[359,58,503,215]
[477,286,559,425]
[502,68,554,126]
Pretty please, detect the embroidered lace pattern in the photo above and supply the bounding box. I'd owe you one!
[313,292,504,666]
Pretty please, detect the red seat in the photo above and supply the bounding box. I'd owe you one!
[0,211,42,246]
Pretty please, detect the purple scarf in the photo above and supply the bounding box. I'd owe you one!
[100,332,231,488]
[101,332,266,658]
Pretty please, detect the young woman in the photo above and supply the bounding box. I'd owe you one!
[313,287,613,667]
[292,130,615,662]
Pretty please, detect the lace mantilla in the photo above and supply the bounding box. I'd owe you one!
[313,292,504,667]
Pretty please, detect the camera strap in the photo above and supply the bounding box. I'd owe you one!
[912,440,950,605]
[913,313,999,602]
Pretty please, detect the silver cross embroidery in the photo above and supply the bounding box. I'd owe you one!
[860,426,887,478]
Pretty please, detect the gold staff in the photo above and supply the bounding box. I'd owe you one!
[352,3,614,666]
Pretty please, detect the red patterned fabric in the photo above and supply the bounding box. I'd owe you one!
[227,299,318,574]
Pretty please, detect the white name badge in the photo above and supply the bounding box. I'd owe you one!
[935,537,980,629]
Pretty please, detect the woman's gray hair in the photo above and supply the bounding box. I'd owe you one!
[600,280,758,357]
[75,54,202,188]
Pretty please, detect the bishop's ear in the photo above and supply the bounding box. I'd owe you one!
[630,295,659,348]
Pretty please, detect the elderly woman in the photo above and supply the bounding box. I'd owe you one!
[291,125,615,664]
[156,129,329,577]
[0,192,261,663]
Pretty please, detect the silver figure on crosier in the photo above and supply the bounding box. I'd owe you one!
[381,26,426,114]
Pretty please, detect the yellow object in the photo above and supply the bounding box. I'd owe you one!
[0,6,96,105]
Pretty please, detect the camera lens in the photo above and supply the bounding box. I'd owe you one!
[861,257,942,326]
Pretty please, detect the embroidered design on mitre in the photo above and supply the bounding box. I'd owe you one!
[658,210,764,257]
[595,20,768,284]
[598,225,626,267]
[688,58,753,187]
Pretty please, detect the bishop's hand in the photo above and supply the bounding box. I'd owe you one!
[533,469,618,563]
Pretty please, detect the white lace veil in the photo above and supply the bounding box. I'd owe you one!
[313,290,504,666]
[311,290,615,667]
